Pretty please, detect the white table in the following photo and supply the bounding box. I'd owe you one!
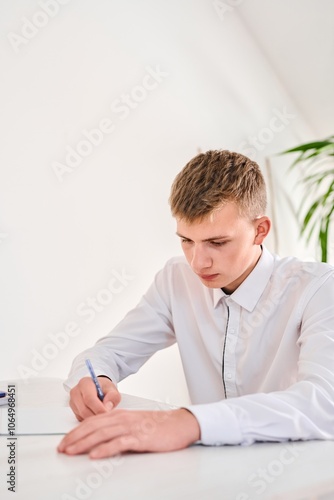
[1,379,334,500]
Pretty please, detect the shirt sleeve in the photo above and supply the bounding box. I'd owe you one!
[186,273,334,446]
[64,263,176,391]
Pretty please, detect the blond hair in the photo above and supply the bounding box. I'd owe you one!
[169,150,267,221]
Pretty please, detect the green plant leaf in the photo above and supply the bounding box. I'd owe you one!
[301,200,321,233]
[280,139,334,155]
[304,218,318,243]
[276,135,334,262]
[319,226,327,262]
[303,169,334,184]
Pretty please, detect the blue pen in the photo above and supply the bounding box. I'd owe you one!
[0,391,6,398]
[85,359,105,401]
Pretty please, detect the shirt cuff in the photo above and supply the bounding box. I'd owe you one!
[63,367,90,392]
[185,402,243,446]
[63,367,117,392]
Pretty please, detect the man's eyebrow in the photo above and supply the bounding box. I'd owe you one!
[203,235,230,242]
[176,232,230,242]
[176,232,190,239]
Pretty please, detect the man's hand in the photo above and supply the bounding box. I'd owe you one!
[69,377,121,421]
[57,408,201,458]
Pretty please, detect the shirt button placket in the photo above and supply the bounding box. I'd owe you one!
[223,301,238,398]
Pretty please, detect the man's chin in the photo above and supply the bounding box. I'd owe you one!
[202,282,221,289]
[198,274,223,288]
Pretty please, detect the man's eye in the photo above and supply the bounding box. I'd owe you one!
[210,241,227,247]
[181,238,191,244]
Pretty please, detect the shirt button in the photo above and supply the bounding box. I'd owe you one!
[226,373,232,379]
[230,329,235,334]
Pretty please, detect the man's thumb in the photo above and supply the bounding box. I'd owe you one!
[103,388,121,410]
[104,400,114,412]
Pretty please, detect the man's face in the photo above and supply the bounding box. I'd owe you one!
[176,203,267,293]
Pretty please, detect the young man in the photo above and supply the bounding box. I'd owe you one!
[58,150,334,459]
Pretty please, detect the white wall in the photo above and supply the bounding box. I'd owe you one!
[1,0,333,405]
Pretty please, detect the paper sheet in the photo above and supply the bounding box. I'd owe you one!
[0,393,175,436]
[0,407,77,435]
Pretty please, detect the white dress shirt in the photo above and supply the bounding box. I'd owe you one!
[65,246,334,446]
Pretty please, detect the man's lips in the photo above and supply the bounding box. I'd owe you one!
[198,273,219,281]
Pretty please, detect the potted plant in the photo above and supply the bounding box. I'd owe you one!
[279,136,334,262]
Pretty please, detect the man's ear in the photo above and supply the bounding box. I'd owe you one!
[254,216,271,245]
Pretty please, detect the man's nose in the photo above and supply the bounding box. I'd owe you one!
[190,245,212,272]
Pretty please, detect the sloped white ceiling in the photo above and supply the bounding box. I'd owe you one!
[239,0,334,138]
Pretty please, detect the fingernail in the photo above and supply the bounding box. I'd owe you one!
[105,401,114,411]
[66,445,75,454]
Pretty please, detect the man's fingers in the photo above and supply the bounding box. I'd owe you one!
[70,396,102,420]
[68,377,122,421]
[90,435,141,459]
[58,413,125,453]
[58,408,200,458]
[70,385,106,419]
[59,410,156,455]
[58,412,113,451]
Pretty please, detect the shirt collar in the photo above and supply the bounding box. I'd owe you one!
[212,246,275,311]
